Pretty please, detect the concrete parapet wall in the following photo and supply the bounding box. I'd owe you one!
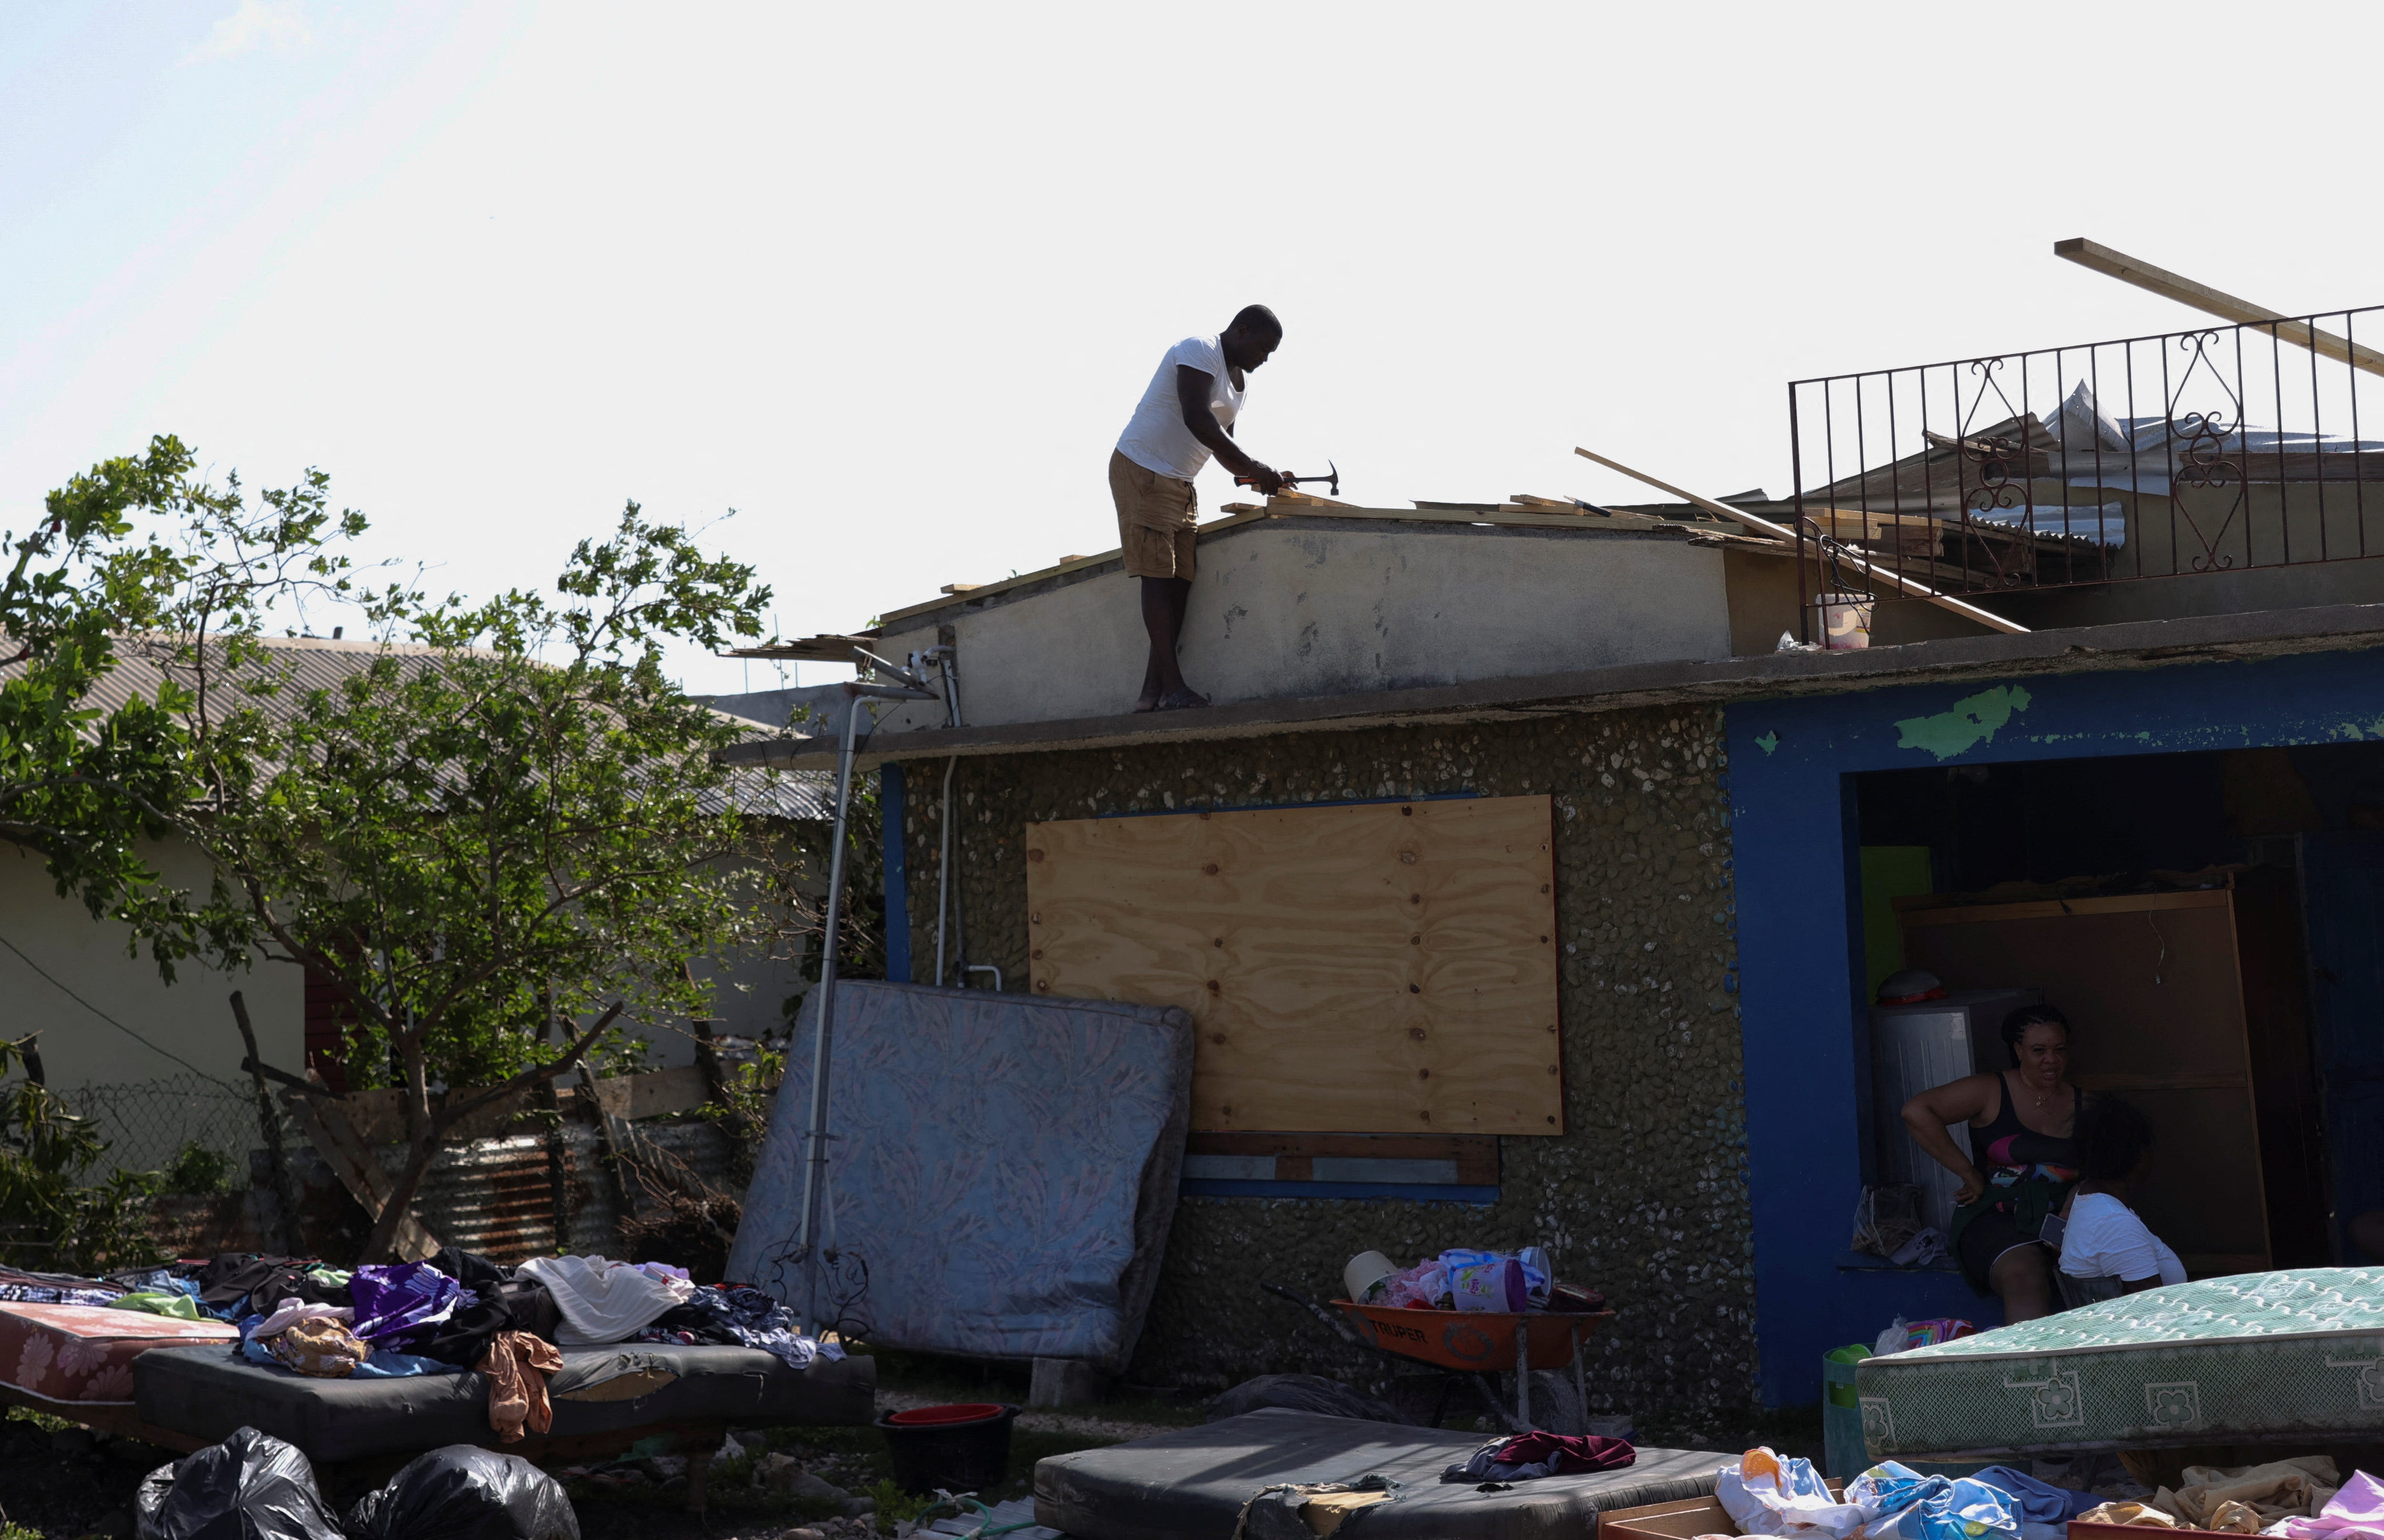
[872,519,1733,731]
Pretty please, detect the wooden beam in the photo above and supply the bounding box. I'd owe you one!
[282,1082,441,1261]
[1572,446,2031,636]
[2054,237,2384,380]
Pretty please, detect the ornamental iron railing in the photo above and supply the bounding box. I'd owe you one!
[1788,307,2384,637]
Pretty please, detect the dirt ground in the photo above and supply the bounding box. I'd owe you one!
[0,1349,1807,1538]
[0,1350,1195,1539]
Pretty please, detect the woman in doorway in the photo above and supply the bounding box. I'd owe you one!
[1901,1004,2084,1323]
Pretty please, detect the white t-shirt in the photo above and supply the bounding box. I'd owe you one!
[2059,1192,2187,1284]
[1116,335,1243,482]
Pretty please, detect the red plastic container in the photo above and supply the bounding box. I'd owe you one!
[877,1403,1019,1493]
[886,1402,1007,1427]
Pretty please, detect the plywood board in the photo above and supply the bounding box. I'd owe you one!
[1025,796,1562,1135]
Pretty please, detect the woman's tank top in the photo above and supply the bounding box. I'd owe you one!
[1975,1071,2080,1171]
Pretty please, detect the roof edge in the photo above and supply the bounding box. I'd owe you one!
[718,600,2384,770]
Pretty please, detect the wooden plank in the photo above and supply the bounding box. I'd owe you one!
[606,1065,711,1122]
[283,1088,441,1262]
[1573,445,2033,636]
[2054,238,2384,380]
[1027,796,1563,1135]
[1316,503,1701,533]
[1900,888,2231,928]
[578,1062,644,1221]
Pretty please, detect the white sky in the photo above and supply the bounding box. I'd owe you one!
[5,0,2380,694]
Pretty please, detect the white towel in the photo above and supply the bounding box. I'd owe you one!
[518,1254,691,1345]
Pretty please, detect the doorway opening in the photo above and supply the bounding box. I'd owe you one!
[1852,742,2384,1275]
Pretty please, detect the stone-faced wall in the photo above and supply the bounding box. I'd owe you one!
[897,707,1753,1415]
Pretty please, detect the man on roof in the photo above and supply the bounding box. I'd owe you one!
[1110,305,1284,712]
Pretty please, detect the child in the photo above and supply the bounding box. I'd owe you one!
[2052,1096,2185,1308]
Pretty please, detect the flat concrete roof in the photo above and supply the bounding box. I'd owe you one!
[863,498,1736,633]
[720,599,2384,773]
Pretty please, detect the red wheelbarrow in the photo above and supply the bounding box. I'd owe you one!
[1260,1281,1615,1433]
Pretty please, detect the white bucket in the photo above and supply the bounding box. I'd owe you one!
[1342,1251,1398,1304]
[1814,592,1875,650]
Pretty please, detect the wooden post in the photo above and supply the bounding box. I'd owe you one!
[229,993,307,1255]
[538,984,570,1254]
[284,1076,441,1262]
[1514,1322,1531,1432]
[576,1062,642,1223]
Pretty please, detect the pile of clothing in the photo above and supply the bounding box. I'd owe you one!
[1721,1447,2100,1540]
[1441,1430,1635,1484]
[100,1250,841,1443]
[2081,1459,2377,1537]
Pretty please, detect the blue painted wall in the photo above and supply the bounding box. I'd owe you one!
[1728,645,2384,1405]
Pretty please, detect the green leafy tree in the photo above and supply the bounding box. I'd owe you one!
[0,436,362,958]
[181,507,779,1260]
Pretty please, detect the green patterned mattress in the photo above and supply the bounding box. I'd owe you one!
[1855,1269,2384,1458]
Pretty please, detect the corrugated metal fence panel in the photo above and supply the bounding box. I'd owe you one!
[367,1121,738,1263]
[382,1132,573,1263]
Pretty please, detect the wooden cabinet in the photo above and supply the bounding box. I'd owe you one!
[1900,871,2327,1275]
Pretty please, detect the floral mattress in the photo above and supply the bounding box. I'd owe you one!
[1856,1268,2384,1458]
[0,1302,238,1407]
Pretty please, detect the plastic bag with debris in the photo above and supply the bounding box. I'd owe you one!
[1718,1447,1867,1539]
[344,1444,579,1540]
[134,1426,344,1540]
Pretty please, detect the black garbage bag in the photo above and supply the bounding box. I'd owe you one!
[1206,1372,1409,1425]
[345,1444,580,1540]
[133,1426,343,1540]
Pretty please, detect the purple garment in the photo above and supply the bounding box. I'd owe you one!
[2289,1472,2384,1540]
[348,1263,464,1345]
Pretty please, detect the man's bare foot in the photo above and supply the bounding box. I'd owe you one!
[1154,687,1211,710]
[1133,689,1161,714]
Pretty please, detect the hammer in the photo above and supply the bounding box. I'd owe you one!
[1236,460,1340,498]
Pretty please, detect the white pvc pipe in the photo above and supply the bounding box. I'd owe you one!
[791,678,934,1334]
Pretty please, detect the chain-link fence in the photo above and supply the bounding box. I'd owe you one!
[57,1075,260,1182]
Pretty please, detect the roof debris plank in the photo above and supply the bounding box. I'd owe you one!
[1573,444,2030,636]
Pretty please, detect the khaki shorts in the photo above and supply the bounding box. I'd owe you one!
[1110,451,1198,580]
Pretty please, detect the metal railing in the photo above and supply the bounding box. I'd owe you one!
[1788,306,2384,637]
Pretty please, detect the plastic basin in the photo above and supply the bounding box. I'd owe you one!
[876,1403,1019,1494]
